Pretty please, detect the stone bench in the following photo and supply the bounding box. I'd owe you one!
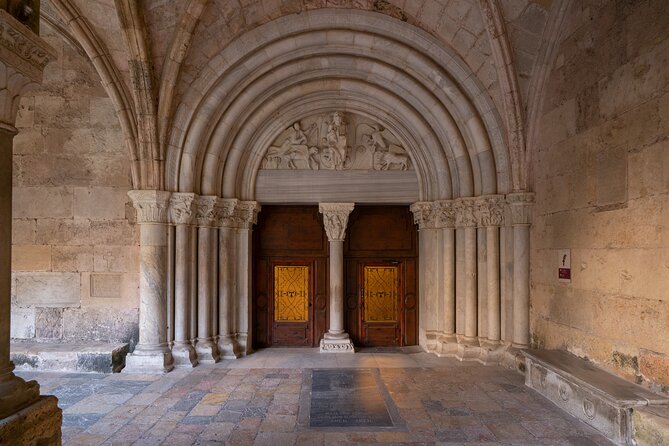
[523,349,669,445]
[10,341,129,373]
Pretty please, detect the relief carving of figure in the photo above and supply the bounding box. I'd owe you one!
[320,111,348,170]
[261,111,412,171]
[263,122,317,169]
[366,124,410,171]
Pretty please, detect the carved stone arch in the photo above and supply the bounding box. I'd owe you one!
[165,9,512,200]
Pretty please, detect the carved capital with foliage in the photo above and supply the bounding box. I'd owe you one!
[128,190,171,224]
[233,201,261,229]
[476,195,505,227]
[455,197,478,228]
[195,195,219,227]
[319,202,354,241]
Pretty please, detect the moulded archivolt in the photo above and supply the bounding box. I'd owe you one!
[261,111,413,172]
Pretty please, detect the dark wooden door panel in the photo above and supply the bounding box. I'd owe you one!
[253,206,327,349]
[344,206,418,347]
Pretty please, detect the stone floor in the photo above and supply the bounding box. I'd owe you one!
[15,348,615,445]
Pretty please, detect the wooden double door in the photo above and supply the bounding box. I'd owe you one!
[252,205,417,349]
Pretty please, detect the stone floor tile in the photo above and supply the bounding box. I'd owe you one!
[253,432,297,445]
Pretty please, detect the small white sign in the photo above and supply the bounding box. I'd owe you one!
[558,249,571,283]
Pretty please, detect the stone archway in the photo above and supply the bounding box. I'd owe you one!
[125,9,533,372]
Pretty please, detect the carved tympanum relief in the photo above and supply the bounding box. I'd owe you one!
[261,111,412,171]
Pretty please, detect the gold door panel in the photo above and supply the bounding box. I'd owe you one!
[363,266,398,322]
[274,265,309,322]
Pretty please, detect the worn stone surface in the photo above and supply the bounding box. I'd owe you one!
[531,0,669,392]
[0,396,62,446]
[14,350,615,445]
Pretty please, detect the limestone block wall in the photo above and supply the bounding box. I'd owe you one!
[10,20,139,347]
[531,0,669,391]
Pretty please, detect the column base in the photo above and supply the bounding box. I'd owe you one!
[0,396,61,445]
[172,342,198,367]
[0,365,40,419]
[124,347,174,374]
[195,339,220,364]
[236,333,253,356]
[320,333,355,353]
[435,334,458,357]
[217,335,241,359]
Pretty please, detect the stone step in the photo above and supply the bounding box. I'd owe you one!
[523,349,669,446]
[10,342,129,373]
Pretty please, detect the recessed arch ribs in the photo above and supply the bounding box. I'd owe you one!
[164,9,513,201]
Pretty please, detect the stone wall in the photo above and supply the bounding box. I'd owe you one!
[531,0,669,391]
[10,19,139,347]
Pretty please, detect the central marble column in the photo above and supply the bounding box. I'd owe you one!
[125,190,174,373]
[319,203,355,353]
[456,198,479,345]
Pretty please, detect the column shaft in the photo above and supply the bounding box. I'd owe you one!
[217,226,238,358]
[196,227,218,363]
[236,228,253,355]
[328,240,345,334]
[442,228,456,338]
[512,224,530,348]
[172,224,197,366]
[464,227,477,341]
[455,228,465,336]
[486,226,500,343]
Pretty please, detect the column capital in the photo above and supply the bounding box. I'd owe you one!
[169,192,196,225]
[319,202,354,241]
[475,194,505,227]
[454,197,478,228]
[195,195,219,227]
[214,198,238,228]
[128,190,171,224]
[411,200,457,229]
[410,201,439,229]
[507,192,535,226]
[233,201,261,229]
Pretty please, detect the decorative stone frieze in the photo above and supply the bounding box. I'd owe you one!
[233,201,261,229]
[195,195,219,228]
[319,203,355,241]
[168,192,196,225]
[0,9,55,84]
[127,190,171,224]
[455,198,478,228]
[476,195,505,227]
[507,192,535,226]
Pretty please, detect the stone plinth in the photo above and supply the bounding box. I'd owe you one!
[320,334,354,353]
[0,396,61,445]
[524,349,669,445]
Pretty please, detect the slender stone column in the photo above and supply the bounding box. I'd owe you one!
[440,201,457,349]
[456,199,478,344]
[125,190,174,373]
[194,196,220,363]
[233,201,260,356]
[216,199,239,358]
[169,193,198,367]
[478,196,504,344]
[508,192,534,348]
[319,203,355,353]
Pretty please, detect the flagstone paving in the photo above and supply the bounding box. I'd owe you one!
[16,348,614,445]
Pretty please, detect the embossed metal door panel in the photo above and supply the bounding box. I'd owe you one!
[360,263,402,346]
[270,261,312,346]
